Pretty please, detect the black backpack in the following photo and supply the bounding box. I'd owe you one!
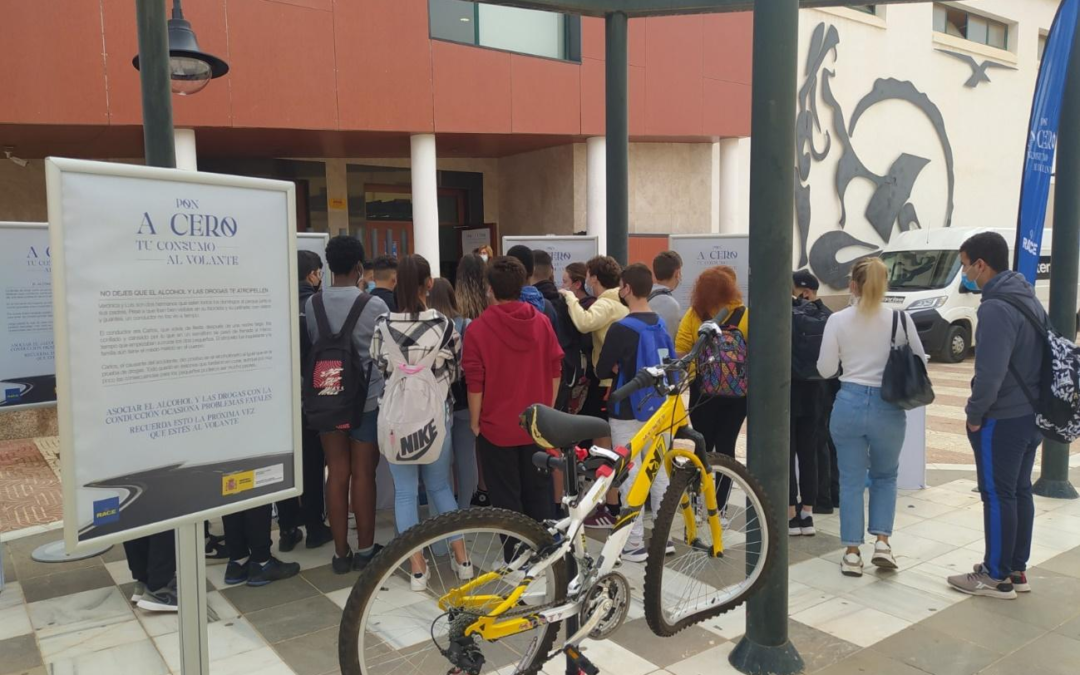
[791,298,833,381]
[302,293,372,433]
[550,294,590,413]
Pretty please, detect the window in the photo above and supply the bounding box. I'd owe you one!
[881,250,962,292]
[429,0,580,61]
[853,5,877,14]
[1039,33,1048,61]
[933,4,1009,50]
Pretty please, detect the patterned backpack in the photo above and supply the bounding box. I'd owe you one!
[696,307,748,398]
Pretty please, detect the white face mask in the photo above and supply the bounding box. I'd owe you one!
[479,254,489,263]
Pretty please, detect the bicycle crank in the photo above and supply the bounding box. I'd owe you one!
[574,571,631,641]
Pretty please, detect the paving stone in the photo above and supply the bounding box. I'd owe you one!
[871,624,998,675]
[219,574,319,614]
[246,595,341,644]
[983,632,1080,675]
[99,544,127,564]
[609,618,721,669]
[788,531,845,560]
[275,625,340,675]
[0,634,43,674]
[919,595,1046,654]
[973,568,1080,630]
[300,563,360,594]
[19,565,113,604]
[813,648,927,675]
[786,619,861,674]
[1054,614,1080,642]
[1039,547,1080,579]
[7,539,104,582]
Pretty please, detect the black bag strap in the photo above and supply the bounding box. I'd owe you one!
[312,292,331,340]
[338,294,372,340]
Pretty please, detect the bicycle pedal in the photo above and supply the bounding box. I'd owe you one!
[563,645,599,675]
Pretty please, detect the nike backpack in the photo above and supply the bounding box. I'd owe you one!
[696,307,748,398]
[302,293,372,433]
[377,321,449,465]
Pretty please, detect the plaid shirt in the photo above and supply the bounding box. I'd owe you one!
[371,309,461,403]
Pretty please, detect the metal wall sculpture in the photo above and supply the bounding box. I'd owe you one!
[797,22,956,289]
[936,49,1012,88]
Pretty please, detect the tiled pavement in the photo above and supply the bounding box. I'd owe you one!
[0,438,61,535]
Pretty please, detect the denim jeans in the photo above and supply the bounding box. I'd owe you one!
[829,383,906,546]
[388,409,462,542]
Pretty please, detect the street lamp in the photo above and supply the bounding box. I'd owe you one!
[132,0,229,96]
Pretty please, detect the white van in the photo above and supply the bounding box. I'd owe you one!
[879,227,1057,362]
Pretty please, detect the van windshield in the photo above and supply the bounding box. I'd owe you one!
[881,249,961,291]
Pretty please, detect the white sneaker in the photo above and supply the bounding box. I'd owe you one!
[871,541,897,570]
[410,566,430,592]
[621,544,648,563]
[665,540,676,556]
[840,552,863,577]
[451,558,474,581]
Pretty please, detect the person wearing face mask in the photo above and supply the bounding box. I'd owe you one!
[473,245,494,264]
[362,262,375,292]
[648,251,683,343]
[947,232,1047,599]
[370,255,399,312]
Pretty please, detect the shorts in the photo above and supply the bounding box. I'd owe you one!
[348,409,379,444]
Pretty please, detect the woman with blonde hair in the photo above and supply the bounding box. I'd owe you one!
[818,257,927,577]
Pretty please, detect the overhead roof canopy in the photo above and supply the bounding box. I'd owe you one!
[475,0,931,18]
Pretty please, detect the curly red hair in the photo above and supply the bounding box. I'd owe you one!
[691,266,742,321]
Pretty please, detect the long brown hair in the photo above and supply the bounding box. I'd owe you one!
[456,253,489,319]
[395,254,432,314]
[428,278,459,319]
[691,266,742,321]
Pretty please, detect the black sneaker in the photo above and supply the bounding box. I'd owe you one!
[471,490,491,507]
[799,514,816,536]
[224,560,250,585]
[137,579,178,613]
[278,527,303,553]
[332,549,354,575]
[353,544,384,571]
[205,533,228,559]
[247,556,301,587]
[305,524,334,550]
[788,517,802,536]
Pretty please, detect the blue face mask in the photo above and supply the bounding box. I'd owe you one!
[961,273,979,292]
[366,281,376,292]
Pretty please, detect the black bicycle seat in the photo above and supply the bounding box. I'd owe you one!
[520,405,611,450]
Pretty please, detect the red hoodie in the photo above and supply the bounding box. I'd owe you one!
[463,301,564,446]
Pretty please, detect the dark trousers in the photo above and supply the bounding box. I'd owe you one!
[690,384,748,507]
[123,531,175,591]
[790,413,819,507]
[477,435,553,559]
[278,426,326,531]
[968,415,1041,580]
[816,436,840,507]
[223,504,273,564]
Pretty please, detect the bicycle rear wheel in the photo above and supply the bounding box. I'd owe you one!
[339,508,567,675]
[643,453,775,636]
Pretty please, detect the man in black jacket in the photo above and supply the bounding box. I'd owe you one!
[370,255,398,312]
[278,250,333,552]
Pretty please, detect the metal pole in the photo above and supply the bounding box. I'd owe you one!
[730,0,804,672]
[135,0,177,170]
[177,523,210,675]
[1035,6,1080,500]
[605,11,629,266]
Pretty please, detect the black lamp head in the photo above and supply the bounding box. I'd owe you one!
[132,4,229,96]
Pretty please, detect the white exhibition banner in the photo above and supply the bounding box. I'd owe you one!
[461,227,491,255]
[899,407,928,490]
[47,158,301,551]
[297,232,329,270]
[0,222,55,410]
[503,235,599,284]
[668,234,750,311]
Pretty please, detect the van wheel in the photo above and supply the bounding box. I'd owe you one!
[940,324,970,363]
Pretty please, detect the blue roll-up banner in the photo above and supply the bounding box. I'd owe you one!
[1015,0,1080,282]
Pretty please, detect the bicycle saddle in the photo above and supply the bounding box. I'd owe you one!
[520,404,611,450]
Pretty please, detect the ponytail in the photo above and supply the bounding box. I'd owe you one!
[851,258,887,313]
[395,254,432,314]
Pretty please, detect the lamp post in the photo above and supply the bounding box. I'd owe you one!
[131,3,229,673]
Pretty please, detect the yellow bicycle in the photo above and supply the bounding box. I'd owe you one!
[339,323,775,675]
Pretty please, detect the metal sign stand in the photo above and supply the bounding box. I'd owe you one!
[177,522,210,675]
[31,540,111,563]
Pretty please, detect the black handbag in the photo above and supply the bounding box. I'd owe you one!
[881,310,935,410]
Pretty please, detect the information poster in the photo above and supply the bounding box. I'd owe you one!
[461,227,492,256]
[0,223,55,410]
[669,234,750,311]
[502,235,599,285]
[47,158,301,550]
[297,232,329,270]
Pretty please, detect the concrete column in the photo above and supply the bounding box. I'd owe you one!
[325,159,349,237]
[411,134,440,276]
[174,129,197,171]
[714,138,742,234]
[586,136,608,254]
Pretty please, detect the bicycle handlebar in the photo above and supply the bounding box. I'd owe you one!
[608,321,719,405]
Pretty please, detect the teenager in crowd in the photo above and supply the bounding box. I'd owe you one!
[371,255,472,590]
[818,258,926,577]
[306,236,389,574]
[428,277,479,511]
[649,251,683,343]
[562,262,593,308]
[676,266,749,508]
[473,245,494,263]
[596,264,677,562]
[507,245,560,333]
[222,505,300,586]
[370,255,398,313]
[124,532,177,611]
[561,256,628,528]
[455,253,491,506]
[278,250,333,552]
[362,262,375,292]
[463,257,563,537]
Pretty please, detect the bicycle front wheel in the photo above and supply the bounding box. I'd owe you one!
[339,508,567,675]
[643,452,775,636]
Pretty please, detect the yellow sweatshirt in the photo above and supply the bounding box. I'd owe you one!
[676,303,750,376]
[562,288,629,385]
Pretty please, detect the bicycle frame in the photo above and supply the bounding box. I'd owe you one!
[440,377,725,644]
